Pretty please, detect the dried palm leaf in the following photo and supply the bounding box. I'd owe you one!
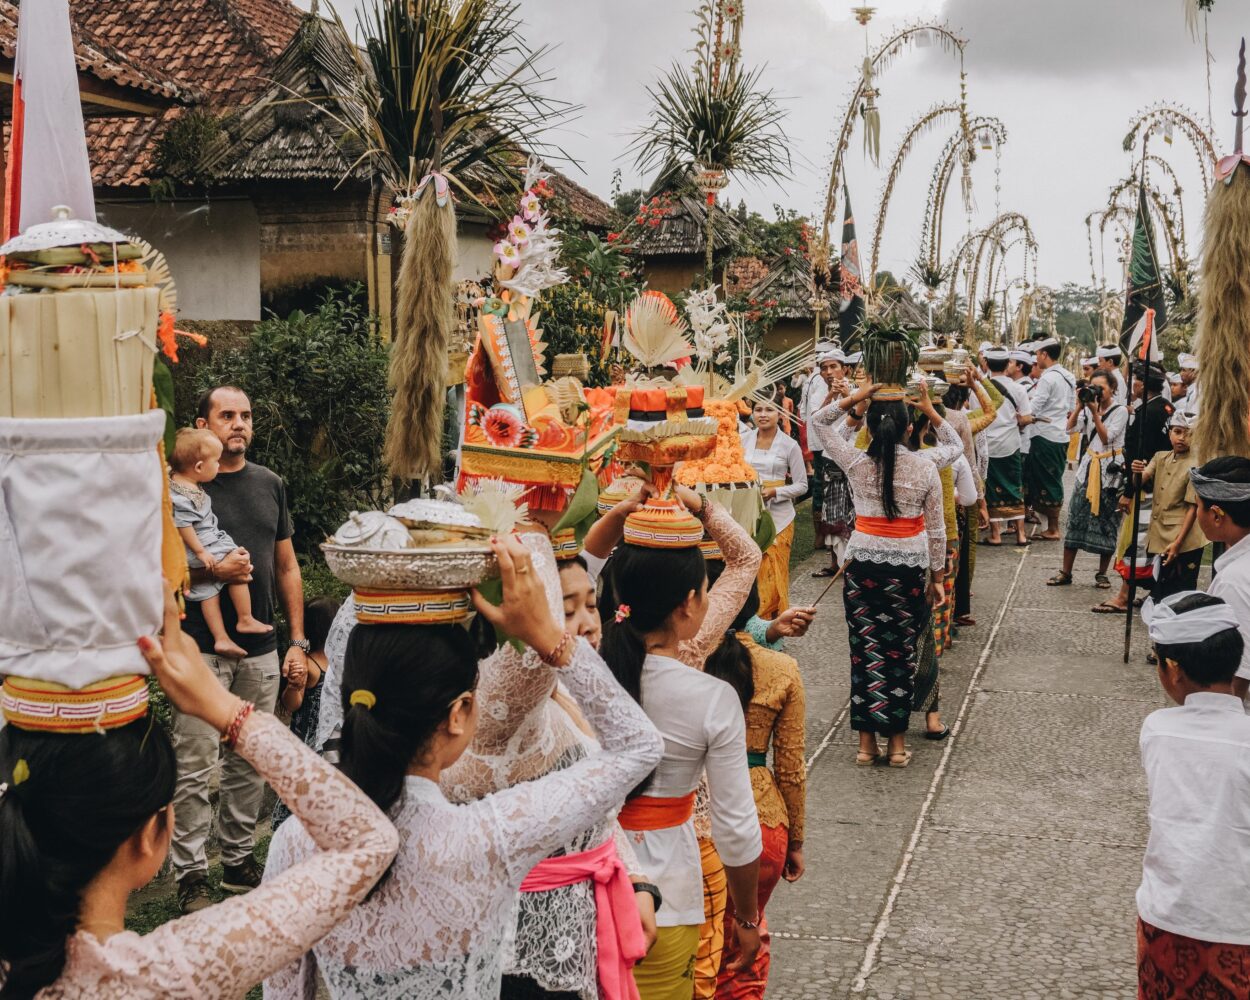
[623,291,693,370]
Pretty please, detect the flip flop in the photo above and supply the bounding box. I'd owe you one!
[979,539,1003,547]
[812,567,838,578]
[1015,540,1031,547]
[1091,602,1127,614]
[955,614,976,626]
[1035,535,1061,542]
[924,725,951,741]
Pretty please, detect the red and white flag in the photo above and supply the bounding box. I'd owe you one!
[1126,307,1162,364]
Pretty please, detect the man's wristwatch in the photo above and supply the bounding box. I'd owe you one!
[288,639,311,653]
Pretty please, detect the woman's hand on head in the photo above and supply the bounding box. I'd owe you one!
[139,588,240,734]
[674,484,705,516]
[473,535,564,657]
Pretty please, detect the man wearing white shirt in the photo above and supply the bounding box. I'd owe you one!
[1136,591,1250,995]
[1096,344,1128,406]
[802,344,848,575]
[1190,456,1250,703]
[1178,352,1201,412]
[1024,339,1076,540]
[982,349,1032,545]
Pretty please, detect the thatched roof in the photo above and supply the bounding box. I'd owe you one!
[743,250,833,320]
[626,184,745,258]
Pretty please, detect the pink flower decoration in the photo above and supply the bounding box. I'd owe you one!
[508,215,532,245]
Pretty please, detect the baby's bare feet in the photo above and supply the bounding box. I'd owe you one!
[234,616,273,635]
[214,637,249,660]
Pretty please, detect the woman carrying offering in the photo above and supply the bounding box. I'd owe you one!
[0,594,399,1000]
[741,392,808,619]
[704,580,806,999]
[600,490,764,1000]
[812,382,947,768]
[265,535,664,999]
[1048,370,1128,593]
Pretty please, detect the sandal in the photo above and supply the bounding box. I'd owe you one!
[1046,572,1073,586]
[1095,573,1112,589]
[979,539,1003,547]
[1091,601,1127,614]
[888,750,913,769]
[812,567,838,579]
[955,614,976,626]
[924,725,951,741]
[856,750,881,766]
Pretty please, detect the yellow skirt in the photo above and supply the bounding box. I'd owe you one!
[634,923,701,1000]
[694,836,728,999]
[757,522,795,620]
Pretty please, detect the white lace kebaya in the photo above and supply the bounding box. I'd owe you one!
[264,639,663,1000]
[314,531,647,996]
[811,402,948,572]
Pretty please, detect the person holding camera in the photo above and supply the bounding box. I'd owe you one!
[1048,370,1128,590]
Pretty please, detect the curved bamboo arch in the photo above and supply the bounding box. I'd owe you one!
[922,115,1008,271]
[1122,104,1216,193]
[868,103,962,281]
[966,213,1037,337]
[818,22,968,248]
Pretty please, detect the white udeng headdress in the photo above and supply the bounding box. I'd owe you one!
[1144,591,1242,646]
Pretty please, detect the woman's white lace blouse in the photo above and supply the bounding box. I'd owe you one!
[264,640,663,999]
[811,403,947,571]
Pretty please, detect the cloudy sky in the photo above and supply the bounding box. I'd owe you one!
[312,0,1242,290]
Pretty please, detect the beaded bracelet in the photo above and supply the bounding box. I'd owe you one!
[222,701,255,749]
[539,631,575,667]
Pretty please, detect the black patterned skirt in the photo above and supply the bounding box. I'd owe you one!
[844,559,929,735]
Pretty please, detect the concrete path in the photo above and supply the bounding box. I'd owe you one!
[764,537,1164,999]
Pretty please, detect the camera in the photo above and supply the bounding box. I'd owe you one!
[1077,384,1099,406]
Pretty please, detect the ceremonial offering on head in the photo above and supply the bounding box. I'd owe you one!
[859,316,921,402]
[323,485,525,625]
[0,5,186,733]
[457,159,618,514]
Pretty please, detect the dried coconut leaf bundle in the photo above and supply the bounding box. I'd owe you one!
[1194,165,1250,462]
[384,182,458,479]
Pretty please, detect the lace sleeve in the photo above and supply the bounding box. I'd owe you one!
[812,404,866,476]
[924,420,964,470]
[460,530,562,757]
[315,598,356,751]
[679,503,761,669]
[922,464,947,571]
[138,713,397,1000]
[772,660,807,844]
[483,641,664,883]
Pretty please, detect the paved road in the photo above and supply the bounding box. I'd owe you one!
[764,537,1164,999]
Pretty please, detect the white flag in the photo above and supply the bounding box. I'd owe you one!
[1126,308,1162,364]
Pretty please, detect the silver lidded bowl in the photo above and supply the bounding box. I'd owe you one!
[0,205,132,255]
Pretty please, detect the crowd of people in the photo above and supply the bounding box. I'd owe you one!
[4,339,1250,1000]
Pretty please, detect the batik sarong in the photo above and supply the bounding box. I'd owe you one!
[844,559,928,735]
[986,451,1025,522]
[1138,918,1250,1000]
[757,522,794,620]
[1024,437,1067,516]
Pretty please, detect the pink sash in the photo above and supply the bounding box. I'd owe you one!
[519,838,645,1000]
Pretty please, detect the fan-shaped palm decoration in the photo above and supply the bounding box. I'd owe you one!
[338,0,572,482]
[623,291,693,375]
[132,238,176,314]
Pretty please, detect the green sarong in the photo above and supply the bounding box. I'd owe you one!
[1025,437,1067,514]
[986,451,1024,521]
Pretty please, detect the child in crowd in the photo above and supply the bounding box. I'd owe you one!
[1132,414,1206,603]
[169,427,272,659]
[1137,591,1250,998]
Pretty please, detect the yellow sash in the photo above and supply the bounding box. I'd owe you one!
[1085,448,1121,517]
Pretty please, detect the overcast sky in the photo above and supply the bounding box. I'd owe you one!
[310,0,1243,290]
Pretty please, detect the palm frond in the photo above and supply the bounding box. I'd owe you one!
[339,0,577,201]
[630,62,790,181]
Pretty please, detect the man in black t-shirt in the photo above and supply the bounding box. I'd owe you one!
[170,385,307,913]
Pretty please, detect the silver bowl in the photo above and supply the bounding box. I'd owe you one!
[321,543,499,591]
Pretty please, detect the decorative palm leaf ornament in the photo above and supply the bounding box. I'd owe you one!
[1194,38,1250,462]
[631,0,790,277]
[338,0,571,482]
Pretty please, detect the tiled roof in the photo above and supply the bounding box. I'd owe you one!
[71,0,304,187]
[0,1,186,105]
[724,256,768,296]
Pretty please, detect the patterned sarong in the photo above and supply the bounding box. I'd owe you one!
[844,559,928,735]
[1024,436,1067,515]
[757,522,794,619]
[986,451,1025,522]
[1138,918,1250,999]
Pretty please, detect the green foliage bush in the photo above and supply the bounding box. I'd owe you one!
[185,286,391,557]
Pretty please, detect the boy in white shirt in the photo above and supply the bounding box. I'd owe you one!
[1137,590,1250,998]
